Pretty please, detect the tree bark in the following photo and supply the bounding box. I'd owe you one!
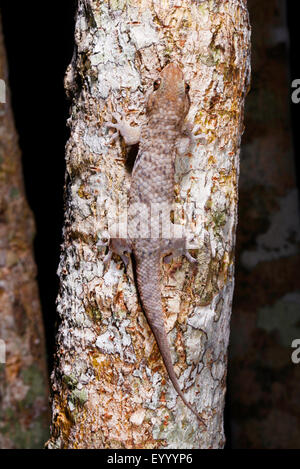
[48,0,250,449]
[229,0,300,449]
[0,14,49,449]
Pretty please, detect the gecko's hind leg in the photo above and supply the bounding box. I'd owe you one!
[105,238,132,268]
[163,238,197,264]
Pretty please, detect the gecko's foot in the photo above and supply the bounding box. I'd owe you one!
[164,250,197,264]
[96,238,111,263]
[193,124,207,144]
[176,122,206,155]
[163,253,174,264]
[97,238,109,248]
[104,238,132,269]
[103,249,112,265]
[162,238,198,264]
[105,112,140,146]
[105,113,122,144]
[117,251,132,269]
[184,250,198,264]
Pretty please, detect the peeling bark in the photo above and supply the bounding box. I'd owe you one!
[0,14,49,449]
[48,0,250,449]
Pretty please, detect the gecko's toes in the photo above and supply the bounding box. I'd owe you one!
[194,133,207,144]
[112,112,123,123]
[105,112,122,131]
[163,253,174,264]
[109,132,120,144]
[120,254,130,268]
[96,238,110,247]
[184,251,198,264]
[103,250,112,264]
[105,122,121,143]
[111,112,119,119]
[193,123,202,133]
[105,122,117,130]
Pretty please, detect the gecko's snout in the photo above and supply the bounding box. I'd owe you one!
[161,62,184,81]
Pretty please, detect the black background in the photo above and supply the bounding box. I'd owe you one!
[1,1,76,362]
[1,0,300,449]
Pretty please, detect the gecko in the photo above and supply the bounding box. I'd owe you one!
[104,63,205,426]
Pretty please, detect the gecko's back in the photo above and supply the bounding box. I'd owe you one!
[126,64,204,425]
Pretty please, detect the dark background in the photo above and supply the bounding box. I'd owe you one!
[1,1,76,365]
[288,10,300,190]
[1,0,300,449]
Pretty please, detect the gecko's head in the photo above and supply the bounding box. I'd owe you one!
[147,63,190,122]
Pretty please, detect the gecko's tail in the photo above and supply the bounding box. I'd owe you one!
[135,250,206,427]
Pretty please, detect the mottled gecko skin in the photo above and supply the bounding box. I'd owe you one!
[106,63,204,426]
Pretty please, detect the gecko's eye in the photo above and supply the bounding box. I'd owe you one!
[185,82,190,92]
[153,79,161,90]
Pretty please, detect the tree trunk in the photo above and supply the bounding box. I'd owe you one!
[229,0,300,449]
[0,14,49,449]
[48,0,250,449]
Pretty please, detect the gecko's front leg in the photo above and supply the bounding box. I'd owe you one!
[103,113,138,267]
[176,122,207,156]
[106,112,141,146]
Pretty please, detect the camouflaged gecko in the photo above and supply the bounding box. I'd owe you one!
[105,63,205,426]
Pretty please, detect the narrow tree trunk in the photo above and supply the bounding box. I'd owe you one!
[229,0,300,449]
[48,0,250,449]
[0,14,49,449]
